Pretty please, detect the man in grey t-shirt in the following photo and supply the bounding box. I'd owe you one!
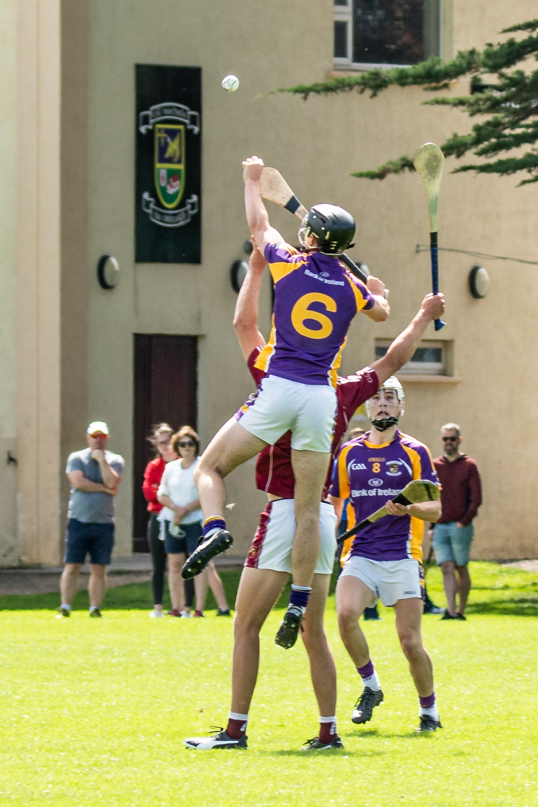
[57,421,124,619]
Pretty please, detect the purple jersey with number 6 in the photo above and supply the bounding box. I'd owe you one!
[254,243,374,388]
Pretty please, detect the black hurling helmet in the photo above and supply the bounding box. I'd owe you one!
[298,204,356,255]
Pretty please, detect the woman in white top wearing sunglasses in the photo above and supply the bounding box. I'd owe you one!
[158,426,230,617]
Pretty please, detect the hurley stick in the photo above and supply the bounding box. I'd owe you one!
[260,167,370,285]
[337,479,440,544]
[413,143,446,331]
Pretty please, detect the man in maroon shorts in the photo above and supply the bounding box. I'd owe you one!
[185,245,445,751]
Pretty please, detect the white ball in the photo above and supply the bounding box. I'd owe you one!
[222,74,239,92]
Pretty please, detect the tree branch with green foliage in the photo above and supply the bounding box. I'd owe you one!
[279,19,538,186]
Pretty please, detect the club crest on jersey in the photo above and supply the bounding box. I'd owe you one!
[386,461,402,476]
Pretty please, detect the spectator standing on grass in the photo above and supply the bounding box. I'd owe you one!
[157,427,230,618]
[142,424,180,618]
[57,422,124,618]
[431,423,482,621]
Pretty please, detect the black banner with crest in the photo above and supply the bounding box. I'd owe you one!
[136,65,202,263]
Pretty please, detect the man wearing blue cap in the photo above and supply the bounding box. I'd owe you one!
[56,422,124,618]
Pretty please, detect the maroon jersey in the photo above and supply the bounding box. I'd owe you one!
[247,347,379,499]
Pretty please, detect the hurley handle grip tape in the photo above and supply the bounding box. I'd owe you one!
[340,253,369,284]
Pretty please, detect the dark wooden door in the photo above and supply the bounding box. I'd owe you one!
[133,335,198,551]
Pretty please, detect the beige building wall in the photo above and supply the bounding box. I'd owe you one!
[0,0,18,564]
[1,0,537,564]
[16,0,62,566]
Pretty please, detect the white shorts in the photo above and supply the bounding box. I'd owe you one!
[339,556,424,607]
[237,375,336,453]
[245,499,337,575]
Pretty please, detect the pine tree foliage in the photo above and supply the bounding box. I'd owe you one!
[281,19,538,185]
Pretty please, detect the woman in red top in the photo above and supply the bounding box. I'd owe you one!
[143,423,178,617]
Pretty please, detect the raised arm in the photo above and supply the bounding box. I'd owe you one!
[243,156,283,251]
[362,276,390,322]
[233,242,267,361]
[371,293,446,385]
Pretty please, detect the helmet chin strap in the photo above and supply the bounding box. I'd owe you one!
[371,415,400,432]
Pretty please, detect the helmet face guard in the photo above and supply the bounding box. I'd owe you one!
[366,377,405,432]
[298,204,355,255]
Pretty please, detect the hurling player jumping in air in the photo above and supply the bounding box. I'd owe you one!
[183,155,389,649]
[184,243,445,751]
[331,378,443,732]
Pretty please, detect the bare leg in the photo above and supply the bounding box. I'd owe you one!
[456,565,471,614]
[394,598,434,697]
[168,554,186,611]
[231,568,288,714]
[88,564,107,609]
[60,563,82,605]
[194,419,267,519]
[290,449,330,587]
[336,575,376,668]
[440,560,458,616]
[301,574,336,717]
[207,562,229,611]
[194,571,208,612]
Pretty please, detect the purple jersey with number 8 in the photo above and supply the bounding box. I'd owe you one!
[255,243,374,388]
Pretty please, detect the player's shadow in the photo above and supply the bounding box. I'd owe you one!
[466,596,538,617]
[262,747,387,758]
[342,728,421,740]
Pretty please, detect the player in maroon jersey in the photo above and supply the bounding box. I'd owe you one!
[184,244,445,751]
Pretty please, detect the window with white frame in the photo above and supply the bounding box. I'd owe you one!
[334,0,441,69]
[375,339,446,375]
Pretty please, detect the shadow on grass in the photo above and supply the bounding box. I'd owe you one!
[466,597,538,617]
[341,728,422,740]
[0,570,267,612]
[259,748,386,758]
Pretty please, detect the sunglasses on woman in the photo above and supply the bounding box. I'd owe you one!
[178,440,195,448]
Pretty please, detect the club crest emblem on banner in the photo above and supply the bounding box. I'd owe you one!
[155,124,185,209]
[138,101,200,229]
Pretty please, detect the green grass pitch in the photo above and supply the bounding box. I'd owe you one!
[0,562,537,806]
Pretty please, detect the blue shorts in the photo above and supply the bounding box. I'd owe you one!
[162,521,202,555]
[64,519,115,565]
[433,522,474,567]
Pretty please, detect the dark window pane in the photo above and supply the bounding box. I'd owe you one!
[375,346,388,359]
[410,347,443,363]
[334,21,349,58]
[334,0,348,5]
[352,0,424,65]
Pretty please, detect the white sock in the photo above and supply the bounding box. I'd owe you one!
[60,603,71,612]
[89,605,99,612]
[362,671,381,691]
[420,703,440,721]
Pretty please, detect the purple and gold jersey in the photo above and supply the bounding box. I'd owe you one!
[331,430,440,562]
[255,243,374,387]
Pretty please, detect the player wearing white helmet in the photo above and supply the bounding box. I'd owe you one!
[331,377,444,733]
